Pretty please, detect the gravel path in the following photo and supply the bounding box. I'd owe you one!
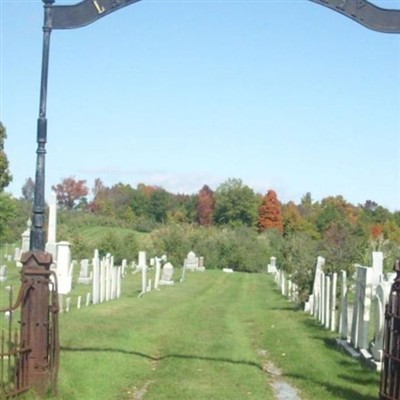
[259,350,301,400]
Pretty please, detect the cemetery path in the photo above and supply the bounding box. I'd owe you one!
[127,271,303,400]
[57,269,380,400]
[259,350,301,400]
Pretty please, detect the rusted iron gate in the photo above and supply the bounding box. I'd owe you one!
[0,253,59,398]
[380,260,400,400]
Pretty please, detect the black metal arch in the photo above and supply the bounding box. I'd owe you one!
[50,0,400,33]
[310,0,400,34]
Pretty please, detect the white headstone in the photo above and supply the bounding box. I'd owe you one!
[45,191,57,259]
[350,265,373,350]
[159,262,175,285]
[325,275,331,329]
[370,280,392,362]
[92,250,100,305]
[20,220,31,254]
[267,256,277,273]
[56,241,72,295]
[154,257,162,289]
[312,257,325,318]
[372,251,383,289]
[0,265,7,282]
[78,259,92,284]
[339,270,348,340]
[185,251,199,271]
[330,273,337,332]
[138,251,146,271]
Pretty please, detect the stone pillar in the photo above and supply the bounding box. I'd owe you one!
[56,241,72,294]
[330,273,337,332]
[154,257,161,289]
[351,266,373,349]
[339,270,348,340]
[45,191,57,259]
[325,275,331,329]
[92,250,100,305]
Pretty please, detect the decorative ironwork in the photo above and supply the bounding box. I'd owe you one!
[309,0,400,33]
[51,0,141,30]
[380,259,400,400]
[0,287,30,398]
[0,256,59,398]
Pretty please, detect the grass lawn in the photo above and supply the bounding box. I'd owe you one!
[4,269,380,400]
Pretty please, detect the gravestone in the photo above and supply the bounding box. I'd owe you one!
[324,275,331,329]
[339,270,349,340]
[370,280,392,362]
[138,251,146,271]
[13,248,21,263]
[184,251,205,271]
[92,249,100,304]
[56,241,73,295]
[330,273,337,332]
[0,265,7,282]
[350,265,373,350]
[313,256,325,318]
[267,256,277,273]
[16,220,31,267]
[78,259,92,285]
[372,251,383,290]
[159,262,175,285]
[154,255,167,289]
[121,259,127,277]
[20,219,31,254]
[45,191,57,259]
[140,251,148,293]
[304,257,324,315]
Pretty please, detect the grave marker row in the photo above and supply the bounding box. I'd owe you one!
[271,252,392,370]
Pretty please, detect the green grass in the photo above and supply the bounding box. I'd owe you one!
[3,270,380,400]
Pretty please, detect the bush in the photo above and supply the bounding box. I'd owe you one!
[147,225,276,273]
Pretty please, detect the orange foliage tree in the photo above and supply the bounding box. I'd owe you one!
[52,176,88,209]
[197,185,215,226]
[257,189,283,233]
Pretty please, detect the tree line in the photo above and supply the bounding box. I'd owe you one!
[1,121,400,304]
[41,175,400,242]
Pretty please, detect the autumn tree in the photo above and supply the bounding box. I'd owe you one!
[91,181,135,222]
[197,185,215,226]
[321,222,366,274]
[316,195,359,234]
[0,122,12,192]
[257,189,283,233]
[52,176,89,209]
[213,178,258,227]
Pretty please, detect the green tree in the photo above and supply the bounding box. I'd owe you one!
[21,177,35,202]
[0,194,17,242]
[280,231,319,304]
[150,188,171,223]
[213,178,259,227]
[130,186,152,218]
[316,195,359,234]
[0,122,12,192]
[321,222,366,274]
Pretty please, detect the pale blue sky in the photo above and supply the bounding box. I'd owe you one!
[1,0,399,210]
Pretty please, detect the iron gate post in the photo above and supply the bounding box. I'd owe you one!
[20,251,53,396]
[380,259,400,400]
